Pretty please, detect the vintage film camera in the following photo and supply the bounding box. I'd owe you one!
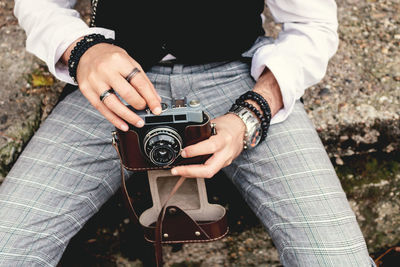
[112,98,227,265]
[113,98,214,170]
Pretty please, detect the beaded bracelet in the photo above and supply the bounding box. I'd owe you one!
[68,34,114,82]
[239,91,272,123]
[233,91,272,142]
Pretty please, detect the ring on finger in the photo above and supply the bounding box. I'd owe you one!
[99,88,115,102]
[125,67,141,83]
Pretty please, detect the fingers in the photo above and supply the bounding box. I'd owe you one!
[96,102,129,131]
[172,134,231,178]
[81,80,145,130]
[76,44,163,131]
[181,136,223,158]
[109,76,146,109]
[172,153,226,179]
[131,73,161,114]
[125,58,162,103]
[120,67,162,114]
[102,93,144,127]
[83,87,129,131]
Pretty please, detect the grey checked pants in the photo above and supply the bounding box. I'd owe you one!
[0,58,372,266]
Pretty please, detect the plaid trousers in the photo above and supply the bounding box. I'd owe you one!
[0,45,372,266]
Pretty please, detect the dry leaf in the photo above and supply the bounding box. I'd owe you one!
[31,74,54,87]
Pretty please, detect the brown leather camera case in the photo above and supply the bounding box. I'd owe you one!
[114,112,212,171]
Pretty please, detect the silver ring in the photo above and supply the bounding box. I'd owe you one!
[125,67,141,82]
[99,88,115,102]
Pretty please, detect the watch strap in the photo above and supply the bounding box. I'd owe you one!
[228,105,262,149]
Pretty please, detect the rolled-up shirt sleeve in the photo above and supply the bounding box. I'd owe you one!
[14,0,115,85]
[252,0,339,124]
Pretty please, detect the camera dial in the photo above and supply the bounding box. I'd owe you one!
[143,127,182,166]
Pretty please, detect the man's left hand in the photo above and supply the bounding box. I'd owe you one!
[170,113,246,178]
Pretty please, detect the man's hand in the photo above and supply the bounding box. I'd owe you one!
[61,38,161,131]
[171,68,283,178]
[171,113,246,178]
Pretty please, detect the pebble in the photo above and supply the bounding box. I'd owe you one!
[335,157,344,165]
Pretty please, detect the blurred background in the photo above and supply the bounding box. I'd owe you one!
[0,0,399,266]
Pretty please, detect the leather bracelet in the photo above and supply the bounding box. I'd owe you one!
[68,34,114,83]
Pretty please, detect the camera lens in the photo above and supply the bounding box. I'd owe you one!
[151,146,174,165]
[143,127,182,166]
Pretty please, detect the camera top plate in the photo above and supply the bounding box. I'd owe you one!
[129,98,204,125]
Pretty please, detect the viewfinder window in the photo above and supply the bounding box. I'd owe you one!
[174,115,187,121]
[145,115,173,124]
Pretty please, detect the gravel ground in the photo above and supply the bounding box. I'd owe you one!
[305,0,400,163]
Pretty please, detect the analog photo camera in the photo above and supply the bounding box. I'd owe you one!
[113,98,214,170]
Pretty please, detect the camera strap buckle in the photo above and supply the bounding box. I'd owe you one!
[111,131,118,146]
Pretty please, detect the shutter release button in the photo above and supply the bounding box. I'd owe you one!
[189,99,200,107]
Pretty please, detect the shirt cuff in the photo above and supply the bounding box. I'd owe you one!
[251,43,302,125]
[53,27,115,85]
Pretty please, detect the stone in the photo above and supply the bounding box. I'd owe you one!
[0,1,64,179]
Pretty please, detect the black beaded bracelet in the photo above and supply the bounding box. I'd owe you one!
[232,91,272,142]
[68,34,114,82]
[239,91,272,123]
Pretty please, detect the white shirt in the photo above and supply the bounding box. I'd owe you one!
[13,0,339,124]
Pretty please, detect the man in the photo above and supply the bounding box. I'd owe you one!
[0,0,373,266]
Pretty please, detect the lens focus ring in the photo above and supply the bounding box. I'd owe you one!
[143,127,182,166]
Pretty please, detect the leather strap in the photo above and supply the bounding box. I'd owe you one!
[154,176,188,266]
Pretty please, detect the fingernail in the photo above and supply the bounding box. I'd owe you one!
[136,120,144,127]
[181,150,187,158]
[121,124,129,131]
[171,169,178,175]
[153,107,161,115]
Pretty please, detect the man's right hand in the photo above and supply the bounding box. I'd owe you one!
[61,39,162,131]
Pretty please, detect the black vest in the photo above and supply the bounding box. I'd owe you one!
[93,0,265,70]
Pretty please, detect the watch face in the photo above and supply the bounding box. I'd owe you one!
[249,128,262,148]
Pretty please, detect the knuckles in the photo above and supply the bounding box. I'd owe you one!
[208,142,218,153]
[224,134,233,144]
[109,51,125,62]
[204,169,215,179]
[87,72,98,84]
[225,159,233,166]
[95,61,109,73]
[78,81,89,91]
[133,79,148,91]
[92,100,102,110]
[133,100,147,110]
[117,89,131,100]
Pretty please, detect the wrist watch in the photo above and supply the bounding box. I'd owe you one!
[228,105,262,150]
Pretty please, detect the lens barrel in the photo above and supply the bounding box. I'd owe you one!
[143,127,182,166]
